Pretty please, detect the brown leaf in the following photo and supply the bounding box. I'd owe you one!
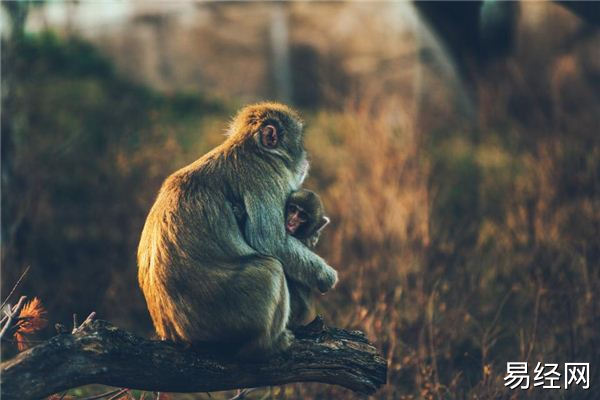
[13,297,48,350]
[17,297,48,334]
[14,331,29,351]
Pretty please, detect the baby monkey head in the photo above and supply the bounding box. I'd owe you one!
[286,202,308,235]
[285,189,330,240]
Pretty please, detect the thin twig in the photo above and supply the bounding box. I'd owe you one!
[79,388,123,400]
[0,266,30,310]
[487,290,512,336]
[481,290,512,366]
[82,312,96,327]
[107,389,129,400]
[73,312,97,334]
[230,388,256,400]
[1,337,47,344]
[526,287,543,362]
[0,296,27,340]
[426,282,440,393]
[258,391,271,400]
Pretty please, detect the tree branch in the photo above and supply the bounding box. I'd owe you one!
[1,317,387,399]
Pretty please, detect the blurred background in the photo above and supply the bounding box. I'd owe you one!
[1,1,599,399]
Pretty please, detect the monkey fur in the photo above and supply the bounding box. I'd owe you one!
[285,189,330,248]
[284,189,331,327]
[235,188,331,328]
[233,188,329,328]
[234,188,330,248]
[137,102,338,357]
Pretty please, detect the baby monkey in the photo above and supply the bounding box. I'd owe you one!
[285,189,330,248]
[233,189,329,248]
[232,189,329,327]
[285,189,330,327]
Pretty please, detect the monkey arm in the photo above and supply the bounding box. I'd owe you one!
[301,216,330,248]
[281,236,337,293]
[243,197,337,292]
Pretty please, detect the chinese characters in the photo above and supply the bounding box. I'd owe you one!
[504,362,589,390]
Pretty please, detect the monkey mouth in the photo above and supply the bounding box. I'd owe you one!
[286,221,298,234]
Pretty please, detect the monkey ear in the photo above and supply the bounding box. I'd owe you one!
[315,216,330,233]
[260,125,279,148]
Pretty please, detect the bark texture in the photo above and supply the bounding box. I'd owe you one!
[1,317,387,399]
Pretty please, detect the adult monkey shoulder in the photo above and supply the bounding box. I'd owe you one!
[137,102,338,357]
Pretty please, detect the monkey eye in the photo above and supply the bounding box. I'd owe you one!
[261,124,278,148]
[298,211,308,222]
[287,204,299,214]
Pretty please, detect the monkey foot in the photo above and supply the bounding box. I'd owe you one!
[292,315,326,338]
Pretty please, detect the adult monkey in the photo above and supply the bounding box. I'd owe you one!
[137,102,338,357]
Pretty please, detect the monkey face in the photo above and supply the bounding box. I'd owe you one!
[227,103,308,188]
[256,117,305,160]
[286,203,308,235]
[255,116,309,189]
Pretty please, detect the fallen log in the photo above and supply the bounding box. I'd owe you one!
[1,317,386,399]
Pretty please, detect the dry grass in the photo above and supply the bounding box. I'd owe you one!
[2,26,598,399]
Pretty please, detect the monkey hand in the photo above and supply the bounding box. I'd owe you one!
[316,264,338,293]
[305,232,321,249]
